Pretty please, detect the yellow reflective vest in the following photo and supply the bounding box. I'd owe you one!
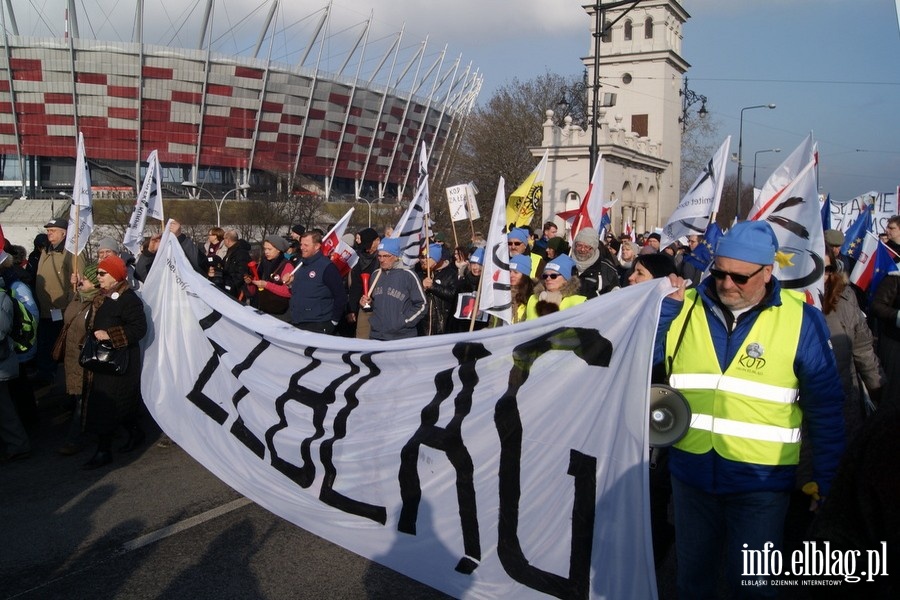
[665,288,805,466]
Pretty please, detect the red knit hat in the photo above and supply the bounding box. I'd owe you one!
[98,255,127,282]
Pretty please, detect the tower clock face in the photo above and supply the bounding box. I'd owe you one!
[622,73,632,84]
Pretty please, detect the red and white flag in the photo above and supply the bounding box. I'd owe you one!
[558,154,606,239]
[321,208,359,277]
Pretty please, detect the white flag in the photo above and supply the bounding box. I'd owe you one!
[749,136,824,307]
[659,137,731,248]
[65,132,93,255]
[122,150,164,256]
[478,177,512,323]
[749,132,815,221]
[139,222,662,599]
[391,174,430,268]
[321,207,359,277]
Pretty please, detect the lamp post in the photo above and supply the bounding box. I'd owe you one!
[181,181,251,227]
[752,148,781,191]
[736,103,776,219]
[679,77,708,132]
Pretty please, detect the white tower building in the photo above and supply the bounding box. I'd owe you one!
[540,0,689,236]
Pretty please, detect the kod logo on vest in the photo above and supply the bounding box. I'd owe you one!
[308,270,317,278]
[738,342,767,370]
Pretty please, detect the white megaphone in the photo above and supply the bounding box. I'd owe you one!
[648,384,691,448]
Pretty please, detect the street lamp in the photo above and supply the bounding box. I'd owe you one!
[736,103,776,219]
[181,181,251,227]
[679,77,708,132]
[752,148,781,191]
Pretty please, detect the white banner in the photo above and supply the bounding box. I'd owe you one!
[139,225,664,599]
[828,190,897,234]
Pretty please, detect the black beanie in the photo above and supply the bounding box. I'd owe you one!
[357,227,379,251]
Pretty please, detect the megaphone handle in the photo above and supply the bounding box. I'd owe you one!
[649,446,660,470]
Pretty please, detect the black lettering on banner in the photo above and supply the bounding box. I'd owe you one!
[227,340,272,458]
[185,339,230,425]
[398,343,491,574]
[319,352,388,524]
[495,327,612,599]
[228,386,266,458]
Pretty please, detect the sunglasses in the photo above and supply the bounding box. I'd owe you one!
[507,241,524,247]
[541,272,562,280]
[96,270,108,276]
[709,264,764,285]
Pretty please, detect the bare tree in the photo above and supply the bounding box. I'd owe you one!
[449,71,585,230]
[680,113,723,197]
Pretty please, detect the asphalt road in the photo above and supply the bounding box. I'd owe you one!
[0,376,452,600]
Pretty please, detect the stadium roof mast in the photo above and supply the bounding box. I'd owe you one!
[246,2,281,181]
[2,0,18,35]
[326,14,372,201]
[356,27,404,202]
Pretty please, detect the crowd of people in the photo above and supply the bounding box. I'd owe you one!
[1,213,898,597]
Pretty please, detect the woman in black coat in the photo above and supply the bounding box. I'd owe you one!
[81,255,147,470]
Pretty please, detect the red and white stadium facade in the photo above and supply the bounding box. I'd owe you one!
[0,1,481,197]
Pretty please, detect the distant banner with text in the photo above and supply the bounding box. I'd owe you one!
[139,225,665,600]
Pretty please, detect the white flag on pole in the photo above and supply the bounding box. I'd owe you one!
[122,150,165,256]
[749,135,824,306]
[391,145,430,268]
[659,137,731,248]
[65,132,93,255]
[478,177,512,323]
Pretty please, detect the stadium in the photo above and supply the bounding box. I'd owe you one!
[0,0,481,203]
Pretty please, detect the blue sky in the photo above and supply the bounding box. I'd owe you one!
[10,0,900,202]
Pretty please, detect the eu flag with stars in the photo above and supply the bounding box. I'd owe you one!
[840,203,873,261]
[683,221,723,272]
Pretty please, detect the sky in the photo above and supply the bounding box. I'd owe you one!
[8,0,900,202]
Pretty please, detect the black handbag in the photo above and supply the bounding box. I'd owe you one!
[257,288,290,315]
[79,336,129,375]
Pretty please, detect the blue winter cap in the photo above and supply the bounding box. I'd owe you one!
[509,254,531,274]
[469,247,485,265]
[424,243,442,261]
[715,221,779,265]
[378,238,401,257]
[508,228,529,243]
[544,254,576,279]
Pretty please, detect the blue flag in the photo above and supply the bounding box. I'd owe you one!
[840,203,873,260]
[683,221,723,272]
[821,193,831,232]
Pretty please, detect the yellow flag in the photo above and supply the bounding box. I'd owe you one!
[505,150,548,230]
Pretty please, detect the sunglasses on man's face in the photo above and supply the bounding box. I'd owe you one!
[708,264,764,285]
[507,241,524,247]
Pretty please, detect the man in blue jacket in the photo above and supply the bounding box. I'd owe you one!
[360,238,426,340]
[287,232,347,334]
[655,220,844,598]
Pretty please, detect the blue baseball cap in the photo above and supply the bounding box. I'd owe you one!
[508,228,529,243]
[378,238,401,257]
[715,221,779,265]
[544,254,576,279]
[509,254,531,274]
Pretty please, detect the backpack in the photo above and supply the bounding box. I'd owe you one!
[1,288,37,354]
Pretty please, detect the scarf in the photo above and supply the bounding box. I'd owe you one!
[573,247,600,272]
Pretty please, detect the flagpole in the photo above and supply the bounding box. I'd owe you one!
[469,266,485,332]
